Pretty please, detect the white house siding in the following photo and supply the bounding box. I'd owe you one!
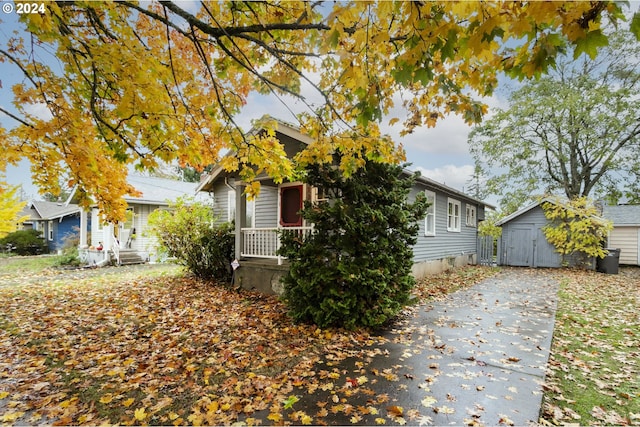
[608,227,638,265]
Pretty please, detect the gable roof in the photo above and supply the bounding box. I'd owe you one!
[27,200,81,221]
[196,116,494,209]
[496,197,607,226]
[602,205,640,226]
[125,175,200,205]
[65,174,202,209]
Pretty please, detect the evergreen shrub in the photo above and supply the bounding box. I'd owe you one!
[279,156,427,329]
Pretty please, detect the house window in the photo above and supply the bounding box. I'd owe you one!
[228,189,255,227]
[48,220,54,241]
[447,198,461,232]
[424,190,436,236]
[466,205,477,227]
[280,185,303,227]
[312,187,329,203]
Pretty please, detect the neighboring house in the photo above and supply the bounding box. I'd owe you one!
[21,200,86,253]
[196,118,494,294]
[495,198,603,268]
[70,175,204,266]
[602,204,640,266]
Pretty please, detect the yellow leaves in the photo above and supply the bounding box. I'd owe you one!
[99,393,114,404]
[133,407,147,421]
[123,398,135,408]
[1,411,25,423]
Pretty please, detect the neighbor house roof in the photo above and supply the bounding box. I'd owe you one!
[26,200,81,221]
[65,174,203,209]
[125,175,200,205]
[602,205,640,226]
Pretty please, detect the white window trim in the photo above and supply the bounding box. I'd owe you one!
[424,190,436,236]
[228,188,255,227]
[48,220,54,241]
[447,198,461,232]
[466,205,477,227]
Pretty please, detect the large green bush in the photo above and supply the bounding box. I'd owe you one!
[0,229,48,255]
[147,197,234,280]
[279,156,427,329]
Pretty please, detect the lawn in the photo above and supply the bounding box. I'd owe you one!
[0,260,497,426]
[541,267,640,425]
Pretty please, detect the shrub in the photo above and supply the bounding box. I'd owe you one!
[0,229,48,255]
[147,197,234,280]
[279,156,427,329]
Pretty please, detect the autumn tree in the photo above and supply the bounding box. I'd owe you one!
[541,197,612,266]
[469,30,640,207]
[0,181,28,238]
[0,2,638,221]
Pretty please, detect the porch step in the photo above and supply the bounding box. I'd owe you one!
[117,250,146,266]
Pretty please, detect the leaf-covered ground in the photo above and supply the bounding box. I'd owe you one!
[541,267,640,426]
[0,263,497,426]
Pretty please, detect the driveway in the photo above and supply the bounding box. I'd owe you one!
[289,268,559,426]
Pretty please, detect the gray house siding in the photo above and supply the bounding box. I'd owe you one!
[254,186,278,228]
[410,187,479,263]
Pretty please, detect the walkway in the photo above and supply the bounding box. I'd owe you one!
[293,268,560,425]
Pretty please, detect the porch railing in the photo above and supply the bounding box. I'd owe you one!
[241,226,313,265]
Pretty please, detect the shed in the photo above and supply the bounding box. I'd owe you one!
[602,204,640,266]
[495,199,562,267]
[495,198,597,268]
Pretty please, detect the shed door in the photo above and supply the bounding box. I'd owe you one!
[506,226,533,267]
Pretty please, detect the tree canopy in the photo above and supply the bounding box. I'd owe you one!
[469,30,640,207]
[1,1,638,220]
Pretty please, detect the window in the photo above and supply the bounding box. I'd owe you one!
[280,185,303,226]
[424,190,436,236]
[447,198,461,232]
[228,189,255,227]
[466,205,477,227]
[312,187,329,203]
[48,220,54,241]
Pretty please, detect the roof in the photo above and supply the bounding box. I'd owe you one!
[411,171,495,210]
[602,204,640,226]
[197,116,494,209]
[125,175,200,205]
[496,197,607,226]
[196,116,311,193]
[27,200,81,221]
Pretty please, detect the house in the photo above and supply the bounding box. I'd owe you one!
[70,175,204,266]
[196,118,494,294]
[602,204,640,266]
[495,197,605,268]
[20,200,86,253]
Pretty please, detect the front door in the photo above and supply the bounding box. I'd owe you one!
[279,184,303,227]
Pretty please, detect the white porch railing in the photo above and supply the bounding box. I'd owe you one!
[241,226,313,265]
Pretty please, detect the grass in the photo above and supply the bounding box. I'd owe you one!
[0,255,59,275]
[541,267,640,425]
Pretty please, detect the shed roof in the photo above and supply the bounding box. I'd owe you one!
[496,197,607,227]
[602,205,640,226]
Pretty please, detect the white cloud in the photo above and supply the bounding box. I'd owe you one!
[413,164,475,192]
[24,102,53,121]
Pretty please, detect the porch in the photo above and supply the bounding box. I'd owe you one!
[239,226,313,265]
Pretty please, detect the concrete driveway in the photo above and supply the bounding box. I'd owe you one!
[289,268,560,426]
